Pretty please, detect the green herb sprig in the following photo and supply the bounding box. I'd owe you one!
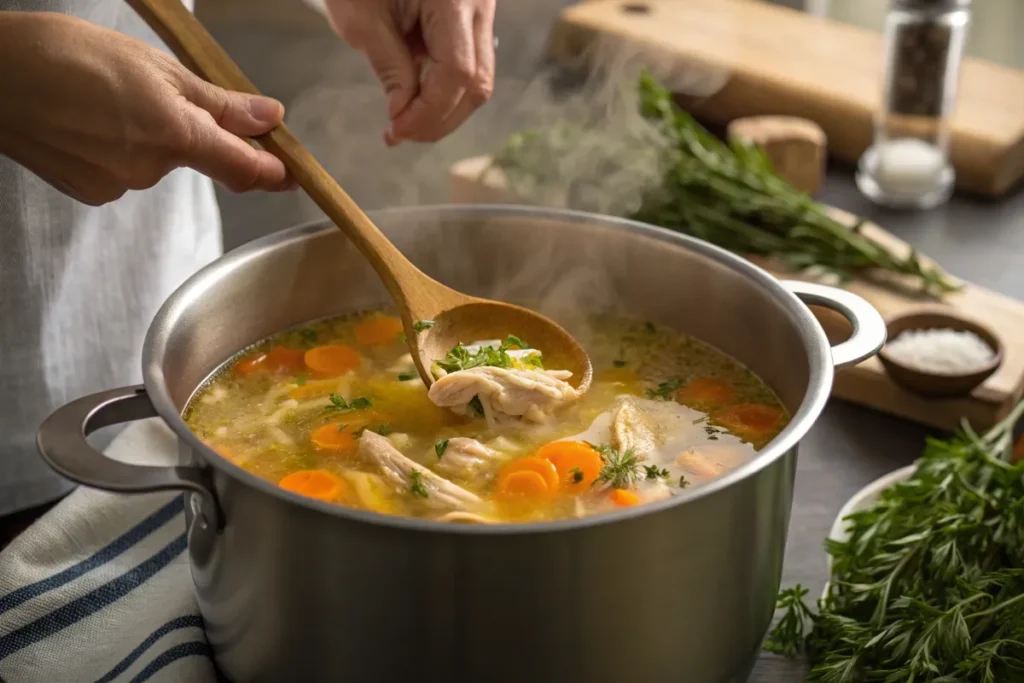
[435,335,542,375]
[766,399,1024,681]
[490,72,959,295]
[591,443,642,489]
[409,470,429,498]
[326,394,372,412]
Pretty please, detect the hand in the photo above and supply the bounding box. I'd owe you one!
[325,0,496,145]
[0,12,294,206]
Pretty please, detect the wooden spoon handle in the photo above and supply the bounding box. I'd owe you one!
[127,0,431,310]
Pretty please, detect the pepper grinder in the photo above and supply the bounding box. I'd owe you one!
[855,0,971,210]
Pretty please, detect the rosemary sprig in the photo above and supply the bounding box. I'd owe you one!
[766,398,1024,681]
[490,72,960,295]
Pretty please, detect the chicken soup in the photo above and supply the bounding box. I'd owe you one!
[184,311,788,523]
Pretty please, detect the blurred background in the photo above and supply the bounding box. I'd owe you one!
[195,0,1023,250]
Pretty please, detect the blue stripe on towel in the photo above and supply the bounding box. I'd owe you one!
[95,615,204,683]
[0,498,184,615]
[128,641,213,683]
[0,534,187,661]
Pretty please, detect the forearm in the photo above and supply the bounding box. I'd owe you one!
[0,12,53,156]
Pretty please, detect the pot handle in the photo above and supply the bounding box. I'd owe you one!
[37,385,219,527]
[782,281,887,369]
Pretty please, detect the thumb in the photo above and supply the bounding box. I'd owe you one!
[183,77,285,137]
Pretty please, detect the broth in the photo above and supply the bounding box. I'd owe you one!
[184,311,789,523]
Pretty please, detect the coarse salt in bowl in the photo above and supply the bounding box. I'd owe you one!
[884,327,994,375]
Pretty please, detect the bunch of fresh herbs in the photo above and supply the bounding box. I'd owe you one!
[490,72,959,295]
[766,399,1024,682]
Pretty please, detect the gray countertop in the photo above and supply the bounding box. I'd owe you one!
[198,2,1024,680]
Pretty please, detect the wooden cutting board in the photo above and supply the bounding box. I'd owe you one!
[449,155,1024,432]
[546,0,1024,197]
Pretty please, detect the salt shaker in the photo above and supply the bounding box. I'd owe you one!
[855,0,971,209]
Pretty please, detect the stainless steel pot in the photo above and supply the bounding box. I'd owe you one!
[37,206,885,683]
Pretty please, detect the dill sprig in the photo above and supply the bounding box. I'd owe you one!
[490,72,960,295]
[590,443,643,489]
[766,398,1024,682]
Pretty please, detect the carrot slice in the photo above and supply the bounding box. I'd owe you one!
[310,423,362,452]
[288,378,340,401]
[610,488,640,507]
[712,403,784,446]
[496,470,550,500]
[264,346,305,373]
[279,469,346,502]
[536,441,603,492]
[235,345,304,377]
[495,457,560,500]
[675,377,734,410]
[304,345,360,376]
[354,315,404,347]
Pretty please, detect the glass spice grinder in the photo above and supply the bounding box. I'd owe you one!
[855,0,972,209]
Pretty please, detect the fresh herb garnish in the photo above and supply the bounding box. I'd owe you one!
[644,464,670,480]
[678,475,689,488]
[569,467,584,484]
[409,470,429,498]
[489,72,960,295]
[398,332,407,343]
[435,439,449,459]
[468,396,485,417]
[644,321,656,333]
[397,372,415,381]
[613,359,627,368]
[413,320,435,332]
[593,443,642,489]
[435,336,539,374]
[300,329,317,344]
[326,394,372,412]
[368,425,391,436]
[646,378,683,400]
[766,399,1024,680]
[294,374,308,386]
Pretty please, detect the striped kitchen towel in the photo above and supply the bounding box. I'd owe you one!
[0,419,218,683]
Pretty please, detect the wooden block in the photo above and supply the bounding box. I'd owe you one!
[449,155,1024,432]
[727,116,827,195]
[546,0,1024,197]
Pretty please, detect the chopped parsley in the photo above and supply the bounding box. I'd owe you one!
[645,321,656,333]
[646,378,683,400]
[591,443,643,489]
[435,335,541,374]
[644,464,670,480]
[294,373,308,386]
[367,425,391,436]
[569,467,584,484]
[412,320,435,331]
[435,439,449,458]
[300,329,318,344]
[326,394,372,412]
[612,359,627,368]
[398,332,407,343]
[409,470,429,498]
[468,396,485,417]
[678,475,690,488]
[397,372,415,381]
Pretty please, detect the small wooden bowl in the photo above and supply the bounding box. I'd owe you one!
[878,311,1003,398]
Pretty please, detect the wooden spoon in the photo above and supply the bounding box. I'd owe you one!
[128,0,592,393]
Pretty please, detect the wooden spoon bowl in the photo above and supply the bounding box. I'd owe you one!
[878,310,1003,398]
[129,0,592,394]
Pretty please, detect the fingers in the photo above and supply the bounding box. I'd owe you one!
[388,0,495,144]
[179,75,294,193]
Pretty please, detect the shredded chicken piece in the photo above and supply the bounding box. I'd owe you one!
[675,449,726,478]
[434,437,501,480]
[359,431,481,512]
[434,511,496,524]
[610,397,659,456]
[428,366,579,426]
[636,479,673,503]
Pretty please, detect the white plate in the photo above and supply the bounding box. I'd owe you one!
[822,464,916,596]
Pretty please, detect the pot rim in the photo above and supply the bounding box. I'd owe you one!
[143,204,833,535]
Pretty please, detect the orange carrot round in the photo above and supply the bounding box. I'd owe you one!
[536,441,603,492]
[279,469,346,502]
[495,457,560,500]
[712,403,784,446]
[675,377,734,410]
[496,470,550,500]
[235,351,268,377]
[264,346,305,373]
[304,345,360,376]
[354,315,404,347]
[310,423,361,452]
[610,488,640,507]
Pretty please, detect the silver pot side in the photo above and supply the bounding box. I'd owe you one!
[37,205,886,683]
